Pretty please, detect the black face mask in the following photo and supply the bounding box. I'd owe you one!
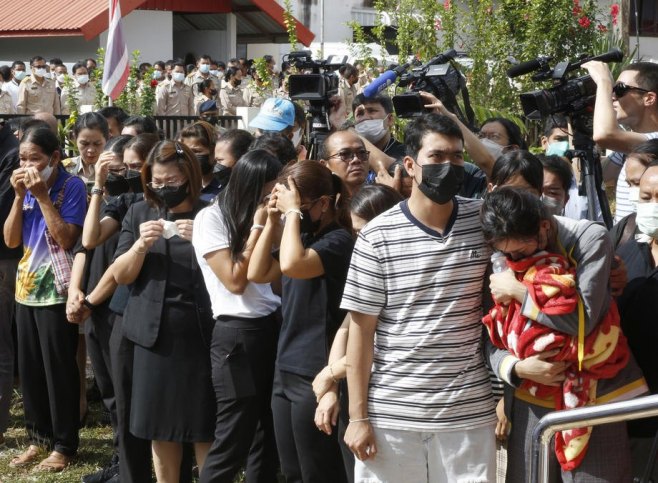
[232,79,241,87]
[152,182,189,209]
[300,209,322,234]
[416,162,464,205]
[125,170,143,193]
[105,173,130,196]
[213,164,231,187]
[209,88,218,96]
[196,154,214,176]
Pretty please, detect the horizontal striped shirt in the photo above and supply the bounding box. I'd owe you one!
[341,198,496,431]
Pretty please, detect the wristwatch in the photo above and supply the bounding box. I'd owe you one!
[83,296,97,310]
[90,187,103,196]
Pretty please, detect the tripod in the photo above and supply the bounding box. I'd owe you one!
[566,114,613,229]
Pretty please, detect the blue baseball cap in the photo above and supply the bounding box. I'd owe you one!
[249,97,295,131]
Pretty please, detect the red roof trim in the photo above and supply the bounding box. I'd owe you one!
[249,0,314,46]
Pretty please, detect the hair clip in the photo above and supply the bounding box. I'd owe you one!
[174,142,185,157]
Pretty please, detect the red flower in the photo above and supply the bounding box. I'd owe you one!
[578,16,591,28]
[610,3,619,26]
[150,79,158,88]
[434,18,443,30]
[572,5,582,16]
[443,0,451,10]
[597,24,608,33]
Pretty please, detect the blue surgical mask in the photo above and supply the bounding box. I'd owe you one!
[546,141,569,157]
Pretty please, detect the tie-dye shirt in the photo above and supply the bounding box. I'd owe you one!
[16,167,86,306]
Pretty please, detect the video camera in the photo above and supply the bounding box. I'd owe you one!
[282,51,348,158]
[510,48,623,124]
[508,48,624,229]
[391,49,476,129]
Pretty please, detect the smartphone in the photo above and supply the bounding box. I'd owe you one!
[392,93,425,118]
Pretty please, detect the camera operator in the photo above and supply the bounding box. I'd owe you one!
[583,61,658,222]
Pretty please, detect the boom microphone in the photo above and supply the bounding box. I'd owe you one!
[507,57,551,78]
[362,63,410,98]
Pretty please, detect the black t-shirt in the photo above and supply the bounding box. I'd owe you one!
[460,162,487,199]
[616,237,658,437]
[384,138,407,161]
[276,224,355,377]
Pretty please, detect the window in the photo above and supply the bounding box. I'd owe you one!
[630,0,658,37]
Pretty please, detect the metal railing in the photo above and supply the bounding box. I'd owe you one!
[531,394,658,483]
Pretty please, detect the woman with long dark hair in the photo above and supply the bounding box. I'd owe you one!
[249,161,354,483]
[193,149,282,482]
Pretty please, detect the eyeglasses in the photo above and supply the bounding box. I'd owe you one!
[147,179,186,190]
[328,149,370,163]
[612,82,650,99]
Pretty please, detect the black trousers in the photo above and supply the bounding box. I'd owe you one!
[109,313,195,483]
[86,304,118,451]
[109,313,151,483]
[271,369,348,483]
[200,314,279,483]
[16,303,79,456]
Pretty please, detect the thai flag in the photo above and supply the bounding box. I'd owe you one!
[102,0,130,100]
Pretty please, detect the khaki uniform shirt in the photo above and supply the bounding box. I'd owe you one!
[0,87,16,114]
[219,84,247,116]
[185,72,220,97]
[60,84,96,115]
[243,84,273,108]
[338,76,357,113]
[17,75,60,115]
[156,82,194,116]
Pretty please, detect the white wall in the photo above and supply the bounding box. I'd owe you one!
[638,37,658,63]
[100,9,173,63]
[173,31,229,64]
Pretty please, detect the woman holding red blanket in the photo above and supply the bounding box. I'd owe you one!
[481,186,647,483]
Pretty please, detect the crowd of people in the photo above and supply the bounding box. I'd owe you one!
[0,54,380,120]
[0,50,657,483]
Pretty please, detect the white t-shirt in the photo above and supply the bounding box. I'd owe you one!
[341,198,496,432]
[611,131,658,223]
[193,205,280,319]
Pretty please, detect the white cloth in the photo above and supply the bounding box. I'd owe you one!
[193,205,280,319]
[354,424,496,483]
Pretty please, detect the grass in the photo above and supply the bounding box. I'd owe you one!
[0,387,114,483]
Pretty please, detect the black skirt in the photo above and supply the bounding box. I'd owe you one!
[130,304,215,442]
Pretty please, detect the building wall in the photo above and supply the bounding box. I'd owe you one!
[0,37,99,64]
[100,10,173,63]
[637,36,658,62]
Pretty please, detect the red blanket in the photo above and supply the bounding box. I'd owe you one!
[483,251,629,471]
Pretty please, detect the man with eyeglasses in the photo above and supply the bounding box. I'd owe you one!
[16,56,60,115]
[584,61,658,222]
[342,113,496,482]
[320,130,371,194]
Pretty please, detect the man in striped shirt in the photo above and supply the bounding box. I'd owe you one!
[342,113,497,482]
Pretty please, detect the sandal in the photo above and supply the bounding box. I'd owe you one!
[9,445,41,468]
[33,451,71,473]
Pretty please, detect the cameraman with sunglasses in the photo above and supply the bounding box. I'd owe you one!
[584,61,658,222]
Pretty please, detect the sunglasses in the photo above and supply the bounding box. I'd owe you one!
[612,82,650,99]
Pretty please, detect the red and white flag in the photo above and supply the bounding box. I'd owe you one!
[102,0,130,100]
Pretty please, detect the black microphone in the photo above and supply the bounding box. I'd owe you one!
[506,57,551,78]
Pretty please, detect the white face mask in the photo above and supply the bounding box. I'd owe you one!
[14,71,26,81]
[56,74,66,84]
[636,202,658,239]
[629,186,641,211]
[199,64,210,74]
[172,72,186,83]
[291,127,303,147]
[39,158,54,183]
[77,75,89,85]
[152,70,163,80]
[210,69,219,77]
[481,138,505,160]
[355,118,388,144]
[541,194,565,216]
[33,68,47,78]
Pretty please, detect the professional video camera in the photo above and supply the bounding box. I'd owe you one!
[391,49,476,129]
[283,51,347,158]
[508,48,624,228]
